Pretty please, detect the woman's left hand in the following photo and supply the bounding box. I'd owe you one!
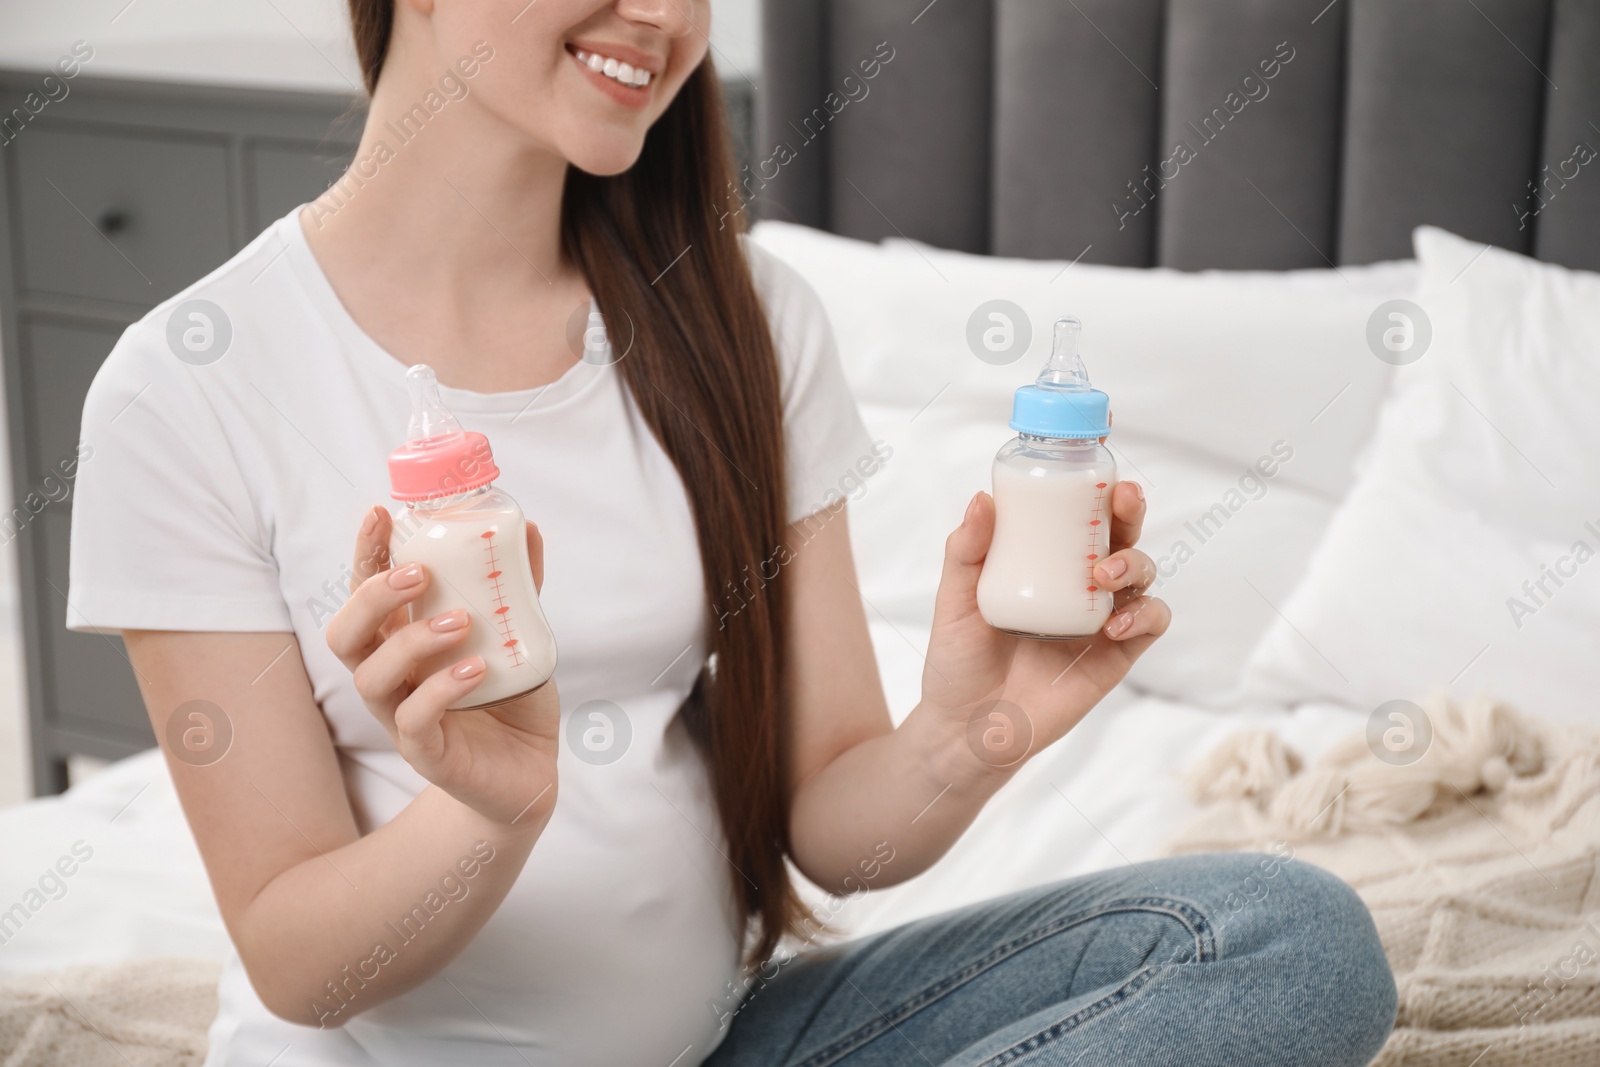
[919,482,1169,777]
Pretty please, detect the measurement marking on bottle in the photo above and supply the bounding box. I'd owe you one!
[481,530,527,667]
[1085,482,1108,609]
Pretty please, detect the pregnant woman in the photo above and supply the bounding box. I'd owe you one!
[67,1,1396,1064]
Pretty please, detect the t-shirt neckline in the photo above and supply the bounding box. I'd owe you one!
[276,206,606,416]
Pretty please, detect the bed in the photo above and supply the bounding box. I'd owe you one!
[4,1,1600,1064]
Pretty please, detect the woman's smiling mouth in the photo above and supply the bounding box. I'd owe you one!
[566,42,658,109]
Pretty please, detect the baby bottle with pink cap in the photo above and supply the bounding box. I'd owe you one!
[388,365,558,709]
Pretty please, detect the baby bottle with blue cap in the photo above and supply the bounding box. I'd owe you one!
[976,317,1117,639]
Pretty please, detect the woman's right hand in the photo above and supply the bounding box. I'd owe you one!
[326,506,561,830]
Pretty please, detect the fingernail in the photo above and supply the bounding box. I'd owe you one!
[388,563,423,588]
[452,657,485,680]
[1098,557,1128,581]
[1107,612,1134,637]
[360,507,380,537]
[1134,482,1145,502]
[963,495,978,526]
[430,610,468,633]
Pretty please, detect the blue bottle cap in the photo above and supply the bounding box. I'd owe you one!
[1009,317,1110,440]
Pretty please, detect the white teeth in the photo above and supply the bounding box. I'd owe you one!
[573,48,651,88]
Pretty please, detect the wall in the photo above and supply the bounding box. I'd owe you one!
[0,0,761,91]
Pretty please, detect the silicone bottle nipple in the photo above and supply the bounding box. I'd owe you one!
[390,364,501,501]
[1037,317,1091,391]
[405,364,464,445]
[1006,316,1110,441]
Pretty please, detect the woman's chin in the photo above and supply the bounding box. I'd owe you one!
[565,140,647,178]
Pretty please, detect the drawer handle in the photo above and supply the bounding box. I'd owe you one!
[95,208,129,235]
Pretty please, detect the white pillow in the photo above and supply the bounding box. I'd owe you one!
[880,233,1414,501]
[1240,227,1600,723]
[751,222,1417,703]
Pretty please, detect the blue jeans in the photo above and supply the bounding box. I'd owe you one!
[706,852,1396,1066]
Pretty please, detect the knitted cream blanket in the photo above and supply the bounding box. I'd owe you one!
[0,958,219,1067]
[1167,694,1600,1067]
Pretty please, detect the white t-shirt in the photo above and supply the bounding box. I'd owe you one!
[67,208,873,1067]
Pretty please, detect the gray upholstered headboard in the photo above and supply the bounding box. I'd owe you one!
[756,0,1600,272]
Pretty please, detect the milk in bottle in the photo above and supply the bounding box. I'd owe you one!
[976,318,1118,639]
[388,365,558,708]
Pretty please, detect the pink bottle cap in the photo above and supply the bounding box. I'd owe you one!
[388,365,502,502]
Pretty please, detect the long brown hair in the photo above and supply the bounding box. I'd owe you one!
[347,2,799,962]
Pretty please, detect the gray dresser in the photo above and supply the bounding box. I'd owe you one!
[0,71,755,794]
[0,73,363,793]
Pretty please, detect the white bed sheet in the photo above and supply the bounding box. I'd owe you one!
[0,745,227,976]
[0,623,1364,974]
[802,623,1366,939]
